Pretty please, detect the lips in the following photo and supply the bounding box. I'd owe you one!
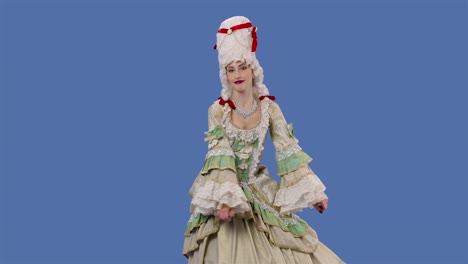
[234,80,244,84]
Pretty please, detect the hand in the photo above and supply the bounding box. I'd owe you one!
[314,199,328,214]
[216,206,235,221]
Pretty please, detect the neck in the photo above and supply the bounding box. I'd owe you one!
[231,90,255,108]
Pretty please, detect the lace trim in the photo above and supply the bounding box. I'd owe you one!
[276,144,302,161]
[241,182,300,226]
[223,99,271,184]
[205,148,235,159]
[273,174,328,215]
[224,117,259,145]
[191,180,251,216]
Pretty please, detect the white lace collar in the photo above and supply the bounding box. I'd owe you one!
[224,99,270,143]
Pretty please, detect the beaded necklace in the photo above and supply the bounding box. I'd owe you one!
[233,100,257,119]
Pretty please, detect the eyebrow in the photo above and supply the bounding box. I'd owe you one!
[227,62,247,69]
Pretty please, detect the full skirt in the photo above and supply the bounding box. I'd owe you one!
[184,215,344,264]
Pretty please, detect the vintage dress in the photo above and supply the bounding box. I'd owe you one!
[183,97,344,264]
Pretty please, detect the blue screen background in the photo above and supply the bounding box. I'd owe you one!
[0,0,467,263]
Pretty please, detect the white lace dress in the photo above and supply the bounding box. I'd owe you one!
[183,97,345,264]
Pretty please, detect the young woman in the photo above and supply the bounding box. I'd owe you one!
[183,16,345,264]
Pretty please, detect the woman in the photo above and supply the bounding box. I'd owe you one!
[183,16,345,264]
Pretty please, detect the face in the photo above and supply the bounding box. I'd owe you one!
[226,60,254,93]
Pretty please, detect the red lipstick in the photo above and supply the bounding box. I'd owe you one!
[234,80,244,84]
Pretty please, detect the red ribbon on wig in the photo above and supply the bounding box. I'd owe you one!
[214,22,257,52]
[250,26,257,52]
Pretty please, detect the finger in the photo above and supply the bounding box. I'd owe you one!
[322,203,328,210]
[313,205,321,212]
[321,200,328,210]
[220,210,228,220]
[223,213,232,221]
[217,208,227,220]
[314,203,324,213]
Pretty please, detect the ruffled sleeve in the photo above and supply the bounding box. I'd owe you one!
[189,102,251,216]
[269,102,328,215]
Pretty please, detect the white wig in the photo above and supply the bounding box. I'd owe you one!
[215,16,270,101]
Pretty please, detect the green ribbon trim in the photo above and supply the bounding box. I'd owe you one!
[287,123,295,138]
[204,124,224,142]
[251,199,308,237]
[243,185,308,236]
[201,155,236,174]
[276,151,312,176]
[185,213,210,235]
[185,198,308,237]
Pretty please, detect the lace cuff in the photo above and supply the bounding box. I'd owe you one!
[273,166,328,215]
[190,169,251,216]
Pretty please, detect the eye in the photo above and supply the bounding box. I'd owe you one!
[240,66,248,70]
[227,69,234,73]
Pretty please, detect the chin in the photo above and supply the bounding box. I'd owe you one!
[234,84,251,91]
[233,88,248,94]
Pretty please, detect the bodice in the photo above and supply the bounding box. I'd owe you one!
[223,100,271,183]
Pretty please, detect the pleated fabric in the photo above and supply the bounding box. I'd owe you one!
[186,218,344,264]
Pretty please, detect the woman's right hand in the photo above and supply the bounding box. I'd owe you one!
[216,206,235,221]
[314,199,328,214]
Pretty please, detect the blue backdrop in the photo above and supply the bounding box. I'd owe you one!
[0,0,466,263]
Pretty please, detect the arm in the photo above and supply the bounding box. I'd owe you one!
[269,102,328,215]
[189,103,251,218]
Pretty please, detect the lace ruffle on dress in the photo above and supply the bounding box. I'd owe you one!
[184,98,344,264]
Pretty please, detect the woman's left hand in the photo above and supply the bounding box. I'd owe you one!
[314,199,328,213]
[216,206,235,221]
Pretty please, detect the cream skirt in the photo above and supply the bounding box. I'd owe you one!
[184,216,345,264]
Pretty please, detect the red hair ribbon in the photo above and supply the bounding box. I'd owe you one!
[251,26,257,52]
[259,95,276,101]
[214,22,257,52]
[218,97,236,109]
[218,96,275,109]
